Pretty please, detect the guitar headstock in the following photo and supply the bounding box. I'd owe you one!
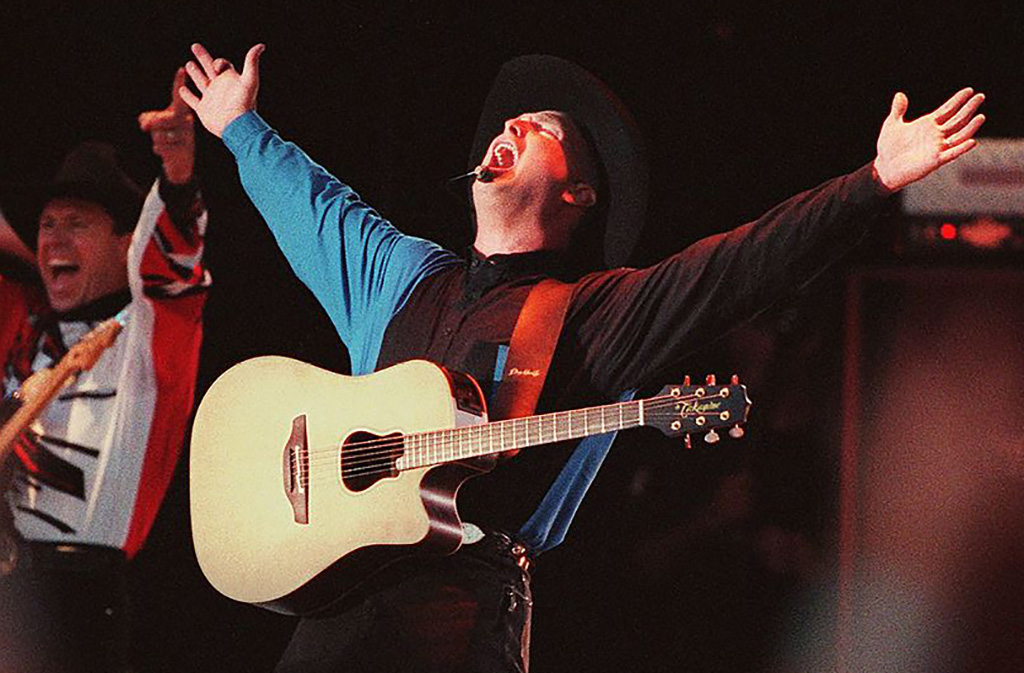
[63,315,126,373]
[647,375,751,446]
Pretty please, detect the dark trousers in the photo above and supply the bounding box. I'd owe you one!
[0,542,130,673]
[275,531,533,673]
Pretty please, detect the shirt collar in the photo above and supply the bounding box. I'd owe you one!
[466,247,575,295]
[52,288,131,323]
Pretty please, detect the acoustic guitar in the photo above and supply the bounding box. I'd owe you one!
[190,356,750,614]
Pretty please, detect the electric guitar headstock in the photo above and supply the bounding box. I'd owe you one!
[646,375,751,448]
[61,312,127,375]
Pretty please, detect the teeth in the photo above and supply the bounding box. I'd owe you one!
[49,262,79,276]
[492,141,518,168]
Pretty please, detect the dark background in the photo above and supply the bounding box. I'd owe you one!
[3,1,1024,671]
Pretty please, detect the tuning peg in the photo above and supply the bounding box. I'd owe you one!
[705,374,716,385]
[704,428,720,444]
[683,375,691,386]
[729,425,745,439]
[731,374,740,385]
[684,434,692,450]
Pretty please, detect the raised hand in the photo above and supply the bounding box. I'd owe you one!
[179,43,264,139]
[138,67,196,184]
[873,88,986,192]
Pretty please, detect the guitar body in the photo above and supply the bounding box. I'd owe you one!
[192,356,751,615]
[190,357,489,614]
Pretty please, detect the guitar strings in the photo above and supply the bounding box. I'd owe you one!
[294,391,721,464]
[299,402,739,487]
[299,410,733,484]
[293,393,733,476]
[297,402,739,487]
[279,393,742,486]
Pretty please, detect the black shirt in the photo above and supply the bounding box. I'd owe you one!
[377,162,889,535]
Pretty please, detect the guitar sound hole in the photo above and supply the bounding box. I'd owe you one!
[341,431,402,493]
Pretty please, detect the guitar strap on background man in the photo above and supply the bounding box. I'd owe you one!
[490,279,575,421]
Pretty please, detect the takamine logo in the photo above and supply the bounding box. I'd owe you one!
[508,368,541,378]
[680,400,722,414]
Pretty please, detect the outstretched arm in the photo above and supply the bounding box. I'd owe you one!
[571,88,986,395]
[138,67,197,185]
[872,88,985,192]
[135,67,210,299]
[180,42,264,138]
[176,42,458,371]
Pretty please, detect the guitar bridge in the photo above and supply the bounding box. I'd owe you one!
[282,415,309,524]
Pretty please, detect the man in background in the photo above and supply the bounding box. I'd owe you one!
[0,68,211,673]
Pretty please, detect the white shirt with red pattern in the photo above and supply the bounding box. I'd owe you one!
[2,181,208,557]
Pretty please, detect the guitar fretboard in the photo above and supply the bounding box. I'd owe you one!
[396,399,643,470]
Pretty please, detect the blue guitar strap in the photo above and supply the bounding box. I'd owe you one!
[516,388,635,553]
[487,279,635,554]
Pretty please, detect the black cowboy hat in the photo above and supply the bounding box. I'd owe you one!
[1,141,144,251]
[469,54,649,269]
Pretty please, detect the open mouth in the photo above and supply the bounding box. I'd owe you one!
[487,140,519,173]
[47,261,81,286]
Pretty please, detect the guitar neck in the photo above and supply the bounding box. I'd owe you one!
[0,314,125,455]
[0,358,79,454]
[396,398,644,471]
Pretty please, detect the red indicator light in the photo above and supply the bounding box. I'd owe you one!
[939,223,957,241]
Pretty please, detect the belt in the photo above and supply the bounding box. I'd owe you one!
[462,523,534,574]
